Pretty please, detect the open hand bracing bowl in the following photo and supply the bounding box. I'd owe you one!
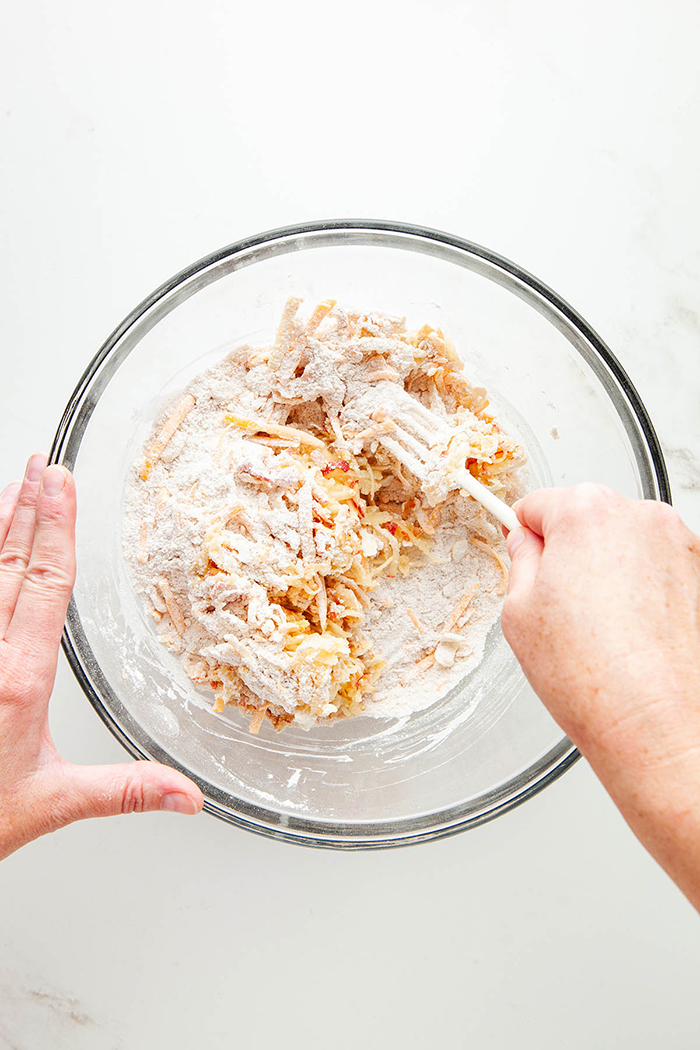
[51,220,669,849]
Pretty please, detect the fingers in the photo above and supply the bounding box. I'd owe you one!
[0,453,48,637]
[511,488,562,538]
[513,483,622,539]
[501,527,545,651]
[0,483,22,549]
[36,760,204,831]
[5,466,76,668]
[504,527,545,603]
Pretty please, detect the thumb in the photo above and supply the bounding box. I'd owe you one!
[39,759,204,828]
[505,526,544,604]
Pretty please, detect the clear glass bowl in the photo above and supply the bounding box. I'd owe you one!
[51,220,669,849]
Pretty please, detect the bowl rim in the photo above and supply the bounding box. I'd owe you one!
[51,218,671,850]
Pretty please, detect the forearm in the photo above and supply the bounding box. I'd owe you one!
[561,683,700,912]
[503,487,700,910]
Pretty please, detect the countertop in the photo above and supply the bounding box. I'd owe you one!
[1,2,699,1047]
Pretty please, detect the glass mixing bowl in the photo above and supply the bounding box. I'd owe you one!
[51,220,669,849]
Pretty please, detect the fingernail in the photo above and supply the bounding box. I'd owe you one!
[0,482,21,504]
[507,528,526,556]
[41,465,67,497]
[161,792,199,814]
[25,452,49,483]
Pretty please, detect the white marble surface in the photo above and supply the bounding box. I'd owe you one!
[1,2,699,1047]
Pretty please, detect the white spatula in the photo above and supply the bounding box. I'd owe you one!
[345,382,521,533]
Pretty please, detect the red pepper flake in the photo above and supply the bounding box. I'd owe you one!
[321,460,350,476]
[383,521,399,535]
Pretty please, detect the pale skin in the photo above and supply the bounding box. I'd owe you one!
[503,484,700,912]
[0,453,203,861]
[1,458,699,912]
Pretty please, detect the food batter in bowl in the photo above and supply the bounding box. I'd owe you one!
[123,299,525,732]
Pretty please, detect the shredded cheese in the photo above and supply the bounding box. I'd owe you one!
[470,538,508,595]
[131,297,523,733]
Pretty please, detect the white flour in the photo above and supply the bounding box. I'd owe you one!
[123,300,524,732]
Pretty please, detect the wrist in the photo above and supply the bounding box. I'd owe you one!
[564,669,700,818]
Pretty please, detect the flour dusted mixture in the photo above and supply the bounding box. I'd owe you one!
[123,299,525,732]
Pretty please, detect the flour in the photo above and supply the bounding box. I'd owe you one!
[123,300,525,732]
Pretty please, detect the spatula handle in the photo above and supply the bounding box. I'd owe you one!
[454,467,521,533]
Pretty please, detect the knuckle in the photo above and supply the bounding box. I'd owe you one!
[23,561,75,594]
[553,484,616,527]
[570,482,614,509]
[16,489,39,512]
[645,501,697,553]
[37,498,68,527]
[120,773,148,815]
[644,498,679,528]
[0,547,30,574]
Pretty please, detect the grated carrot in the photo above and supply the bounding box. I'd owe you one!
[138,521,149,564]
[141,393,196,481]
[157,576,186,636]
[414,651,436,674]
[249,708,266,734]
[272,297,301,363]
[305,299,337,335]
[442,583,480,633]
[224,414,326,450]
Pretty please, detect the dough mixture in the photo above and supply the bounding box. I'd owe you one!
[123,299,525,732]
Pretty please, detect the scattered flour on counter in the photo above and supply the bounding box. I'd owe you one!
[123,299,525,733]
